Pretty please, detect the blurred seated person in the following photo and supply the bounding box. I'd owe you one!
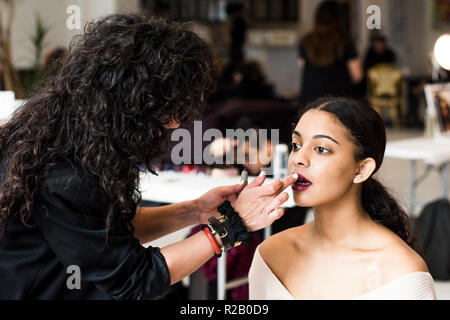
[208,125,272,177]
[363,33,397,72]
[210,116,272,177]
[209,61,276,104]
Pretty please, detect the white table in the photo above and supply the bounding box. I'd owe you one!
[385,136,450,214]
[0,99,24,122]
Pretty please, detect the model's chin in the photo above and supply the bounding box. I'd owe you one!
[292,186,315,207]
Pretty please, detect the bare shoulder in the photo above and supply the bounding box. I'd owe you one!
[376,226,429,281]
[259,222,312,263]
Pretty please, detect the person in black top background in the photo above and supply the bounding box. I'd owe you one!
[363,33,397,72]
[0,13,295,300]
[218,2,249,86]
[226,2,248,70]
[297,0,363,105]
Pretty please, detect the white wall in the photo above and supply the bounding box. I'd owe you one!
[116,0,140,14]
[10,0,128,68]
[11,0,70,68]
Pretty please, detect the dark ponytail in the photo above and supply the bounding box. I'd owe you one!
[299,96,418,251]
[362,177,417,250]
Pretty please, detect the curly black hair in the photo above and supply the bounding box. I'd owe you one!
[0,13,216,241]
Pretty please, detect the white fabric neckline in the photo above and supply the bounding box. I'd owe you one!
[254,246,433,300]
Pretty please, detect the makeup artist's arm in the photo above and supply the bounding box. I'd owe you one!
[161,172,298,284]
[133,183,245,244]
[133,201,199,244]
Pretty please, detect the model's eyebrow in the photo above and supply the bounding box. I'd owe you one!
[293,131,340,145]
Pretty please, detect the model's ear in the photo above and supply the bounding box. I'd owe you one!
[353,157,376,183]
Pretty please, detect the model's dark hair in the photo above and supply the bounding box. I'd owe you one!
[0,13,216,241]
[297,96,417,250]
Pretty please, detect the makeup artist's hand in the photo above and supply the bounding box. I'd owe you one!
[194,183,245,225]
[233,171,298,232]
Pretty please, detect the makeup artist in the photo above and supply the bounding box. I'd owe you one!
[0,13,296,300]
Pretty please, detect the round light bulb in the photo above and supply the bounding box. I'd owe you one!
[434,34,450,71]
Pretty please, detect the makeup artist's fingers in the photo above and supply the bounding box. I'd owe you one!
[265,192,289,215]
[214,183,244,198]
[256,173,297,197]
[258,178,283,196]
[268,207,285,222]
[246,170,266,188]
[279,173,298,193]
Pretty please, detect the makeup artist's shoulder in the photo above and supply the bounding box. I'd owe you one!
[259,222,313,259]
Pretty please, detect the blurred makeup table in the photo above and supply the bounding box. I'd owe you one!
[385,136,450,214]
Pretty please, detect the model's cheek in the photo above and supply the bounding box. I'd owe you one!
[287,156,295,174]
[292,160,353,206]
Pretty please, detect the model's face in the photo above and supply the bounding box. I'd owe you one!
[288,109,360,207]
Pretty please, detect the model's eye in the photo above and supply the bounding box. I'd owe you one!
[314,146,330,154]
[290,142,301,152]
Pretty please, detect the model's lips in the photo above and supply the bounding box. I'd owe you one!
[294,173,312,185]
[292,173,312,191]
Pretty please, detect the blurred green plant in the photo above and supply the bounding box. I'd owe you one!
[32,13,49,72]
[21,13,50,95]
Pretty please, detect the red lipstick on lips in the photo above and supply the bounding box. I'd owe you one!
[292,173,312,191]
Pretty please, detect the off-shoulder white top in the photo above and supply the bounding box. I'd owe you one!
[249,246,437,300]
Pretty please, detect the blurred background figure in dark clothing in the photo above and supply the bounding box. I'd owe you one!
[211,61,276,103]
[226,2,248,70]
[297,0,363,105]
[364,33,397,72]
[231,62,275,100]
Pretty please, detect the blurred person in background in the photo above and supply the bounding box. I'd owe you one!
[210,61,276,104]
[226,2,248,70]
[363,33,397,73]
[230,62,276,100]
[297,0,363,105]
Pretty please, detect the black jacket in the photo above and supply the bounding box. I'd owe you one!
[0,159,170,299]
[414,198,450,280]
